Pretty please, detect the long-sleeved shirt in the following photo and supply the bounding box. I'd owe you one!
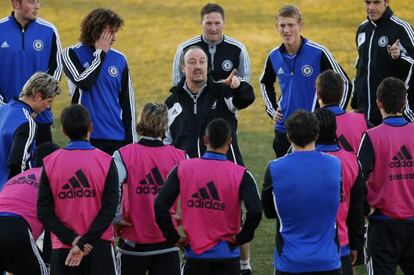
[37,141,118,249]
[0,12,62,124]
[0,100,36,188]
[260,37,351,133]
[155,152,262,258]
[62,44,137,143]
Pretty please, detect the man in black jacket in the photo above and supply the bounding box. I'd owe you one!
[352,0,414,125]
[165,46,254,166]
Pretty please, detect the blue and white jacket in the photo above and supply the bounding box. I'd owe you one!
[62,43,137,143]
[260,37,351,132]
[0,13,62,124]
[0,100,37,188]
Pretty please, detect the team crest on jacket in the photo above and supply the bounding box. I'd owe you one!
[378,36,388,47]
[33,39,44,51]
[301,65,313,77]
[222,60,233,72]
[108,66,118,77]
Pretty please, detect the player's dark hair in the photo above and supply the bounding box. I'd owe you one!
[80,8,124,46]
[377,77,407,114]
[200,3,225,21]
[316,70,344,105]
[285,110,320,147]
[205,118,231,149]
[34,142,60,167]
[61,104,91,140]
[314,108,337,145]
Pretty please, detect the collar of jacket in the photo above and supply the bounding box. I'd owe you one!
[12,98,34,113]
[10,11,35,31]
[279,36,307,56]
[369,6,393,25]
[170,76,216,95]
[201,35,224,46]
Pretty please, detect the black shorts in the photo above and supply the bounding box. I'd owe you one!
[275,269,341,275]
[366,219,414,275]
[273,130,291,158]
[119,251,180,275]
[0,216,48,275]
[340,255,353,275]
[182,258,240,275]
[51,240,117,275]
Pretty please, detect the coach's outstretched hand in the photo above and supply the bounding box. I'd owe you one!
[220,69,240,89]
[387,39,401,60]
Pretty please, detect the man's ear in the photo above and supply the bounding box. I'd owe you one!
[227,136,232,146]
[376,99,383,110]
[33,92,43,101]
[88,122,93,134]
[204,135,208,146]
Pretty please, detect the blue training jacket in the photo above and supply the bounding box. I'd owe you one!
[62,43,137,143]
[0,13,62,124]
[0,100,36,188]
[268,150,341,273]
[260,37,351,133]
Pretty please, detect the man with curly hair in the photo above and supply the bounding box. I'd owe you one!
[62,8,137,155]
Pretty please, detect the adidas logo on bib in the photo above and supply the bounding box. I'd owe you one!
[389,145,413,168]
[187,181,225,211]
[136,167,164,195]
[58,170,96,199]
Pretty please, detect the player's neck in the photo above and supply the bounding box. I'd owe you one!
[13,13,31,28]
[284,41,301,55]
[292,142,315,152]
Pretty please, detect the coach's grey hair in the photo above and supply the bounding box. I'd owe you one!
[20,72,61,99]
[181,45,208,66]
[276,5,302,23]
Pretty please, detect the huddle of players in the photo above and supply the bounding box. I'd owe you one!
[2,72,412,275]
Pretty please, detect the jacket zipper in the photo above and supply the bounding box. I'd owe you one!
[21,28,25,50]
[367,27,376,120]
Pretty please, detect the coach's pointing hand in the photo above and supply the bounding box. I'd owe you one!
[387,39,401,60]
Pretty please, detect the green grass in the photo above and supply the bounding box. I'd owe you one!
[1,1,412,274]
